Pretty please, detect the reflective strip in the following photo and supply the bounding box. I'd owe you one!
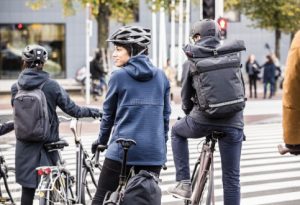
[208,98,244,108]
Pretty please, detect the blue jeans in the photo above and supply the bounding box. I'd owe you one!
[171,116,243,205]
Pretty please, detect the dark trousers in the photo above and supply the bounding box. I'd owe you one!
[171,116,243,205]
[263,80,275,98]
[248,75,257,98]
[21,187,35,205]
[92,158,161,205]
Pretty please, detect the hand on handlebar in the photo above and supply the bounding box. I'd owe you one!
[89,108,103,119]
[91,139,106,154]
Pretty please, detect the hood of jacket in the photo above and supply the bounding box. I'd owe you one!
[183,37,246,59]
[17,68,49,90]
[124,55,157,82]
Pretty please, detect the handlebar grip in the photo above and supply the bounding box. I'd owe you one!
[162,164,167,170]
[94,145,107,168]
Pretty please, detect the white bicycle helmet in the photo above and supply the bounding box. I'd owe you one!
[22,45,48,63]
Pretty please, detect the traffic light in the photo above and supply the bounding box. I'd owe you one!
[218,17,227,39]
[203,0,215,19]
[14,23,27,31]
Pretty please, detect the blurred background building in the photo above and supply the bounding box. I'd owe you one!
[0,0,291,80]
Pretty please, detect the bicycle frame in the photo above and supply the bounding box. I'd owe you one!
[188,133,220,205]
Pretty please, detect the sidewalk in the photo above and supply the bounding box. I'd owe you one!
[0,80,282,122]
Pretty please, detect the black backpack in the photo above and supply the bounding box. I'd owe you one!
[121,170,161,205]
[13,81,50,142]
[184,40,246,119]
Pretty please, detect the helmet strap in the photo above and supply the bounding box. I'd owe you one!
[136,47,147,56]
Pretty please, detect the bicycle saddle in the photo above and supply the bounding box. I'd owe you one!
[116,138,136,149]
[44,139,69,151]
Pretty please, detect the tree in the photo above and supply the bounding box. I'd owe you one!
[26,0,171,51]
[224,0,300,60]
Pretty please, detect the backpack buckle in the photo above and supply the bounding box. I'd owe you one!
[213,49,218,56]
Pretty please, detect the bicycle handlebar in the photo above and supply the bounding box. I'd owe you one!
[278,144,300,155]
[58,116,72,123]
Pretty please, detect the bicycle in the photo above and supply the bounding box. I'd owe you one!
[278,144,300,155]
[35,116,103,205]
[185,131,224,205]
[0,153,16,205]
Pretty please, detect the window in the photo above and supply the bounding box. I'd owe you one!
[0,23,65,79]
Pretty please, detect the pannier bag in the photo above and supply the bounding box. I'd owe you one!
[121,170,162,205]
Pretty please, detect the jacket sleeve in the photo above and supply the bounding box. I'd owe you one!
[181,61,195,115]
[163,74,171,142]
[10,83,18,106]
[55,82,95,118]
[98,72,119,145]
[0,121,14,136]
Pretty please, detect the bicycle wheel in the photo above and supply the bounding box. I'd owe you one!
[0,166,18,205]
[50,177,71,205]
[38,174,73,205]
[80,166,101,204]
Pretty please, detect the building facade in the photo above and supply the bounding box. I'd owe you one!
[0,0,291,79]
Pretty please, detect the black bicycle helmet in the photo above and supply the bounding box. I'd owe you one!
[190,19,221,39]
[22,45,48,63]
[107,26,151,47]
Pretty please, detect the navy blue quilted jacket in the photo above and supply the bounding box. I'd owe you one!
[99,55,171,166]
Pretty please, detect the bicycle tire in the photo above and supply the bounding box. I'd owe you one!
[80,166,101,204]
[1,166,17,205]
[49,177,70,205]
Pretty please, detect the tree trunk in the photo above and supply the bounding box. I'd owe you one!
[275,28,281,60]
[97,1,110,50]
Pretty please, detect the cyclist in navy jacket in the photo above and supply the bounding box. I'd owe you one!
[91,26,171,204]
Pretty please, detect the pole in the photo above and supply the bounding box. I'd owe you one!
[85,3,91,105]
[177,0,184,81]
[215,0,224,19]
[152,1,157,66]
[199,0,203,20]
[184,0,190,45]
[170,0,176,69]
[159,1,167,69]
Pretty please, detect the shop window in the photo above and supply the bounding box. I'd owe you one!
[0,23,65,79]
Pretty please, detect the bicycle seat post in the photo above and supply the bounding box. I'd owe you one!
[116,138,137,186]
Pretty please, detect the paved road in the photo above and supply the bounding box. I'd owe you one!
[1,122,300,205]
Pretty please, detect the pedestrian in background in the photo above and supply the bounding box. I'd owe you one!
[163,58,176,103]
[90,50,107,99]
[91,26,171,204]
[282,30,300,148]
[245,54,260,98]
[262,55,276,99]
[271,53,282,94]
[11,45,101,205]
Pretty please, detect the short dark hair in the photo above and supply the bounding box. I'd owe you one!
[114,43,148,56]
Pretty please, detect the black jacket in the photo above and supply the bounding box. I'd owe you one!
[0,121,14,136]
[181,37,244,129]
[11,68,98,188]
